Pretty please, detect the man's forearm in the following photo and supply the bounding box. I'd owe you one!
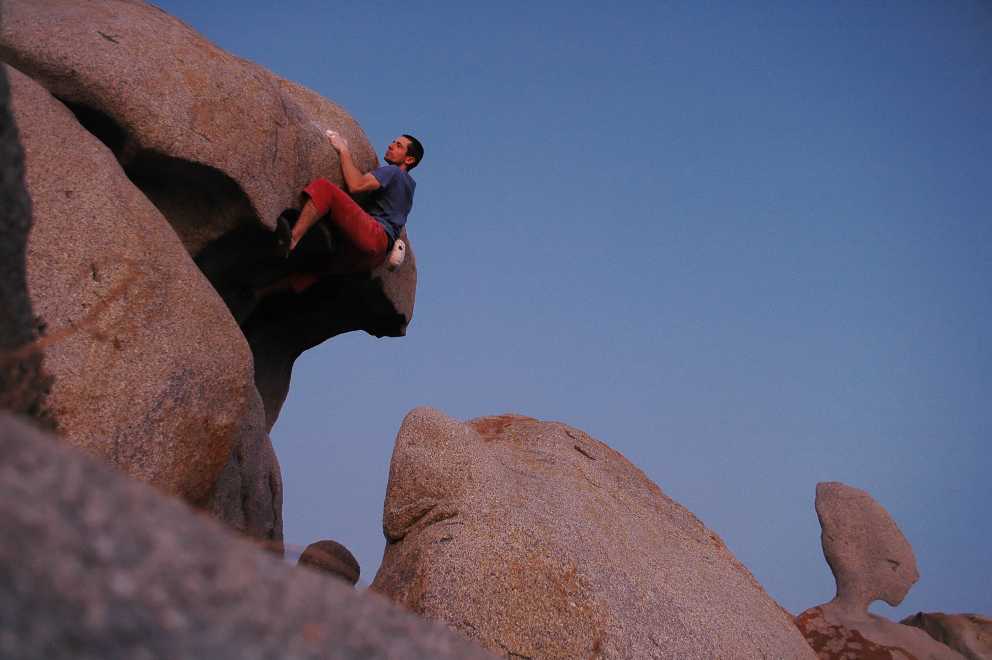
[337,146,366,192]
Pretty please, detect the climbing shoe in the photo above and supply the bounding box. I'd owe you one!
[273,208,298,258]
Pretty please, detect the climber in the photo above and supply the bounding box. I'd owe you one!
[272,131,423,293]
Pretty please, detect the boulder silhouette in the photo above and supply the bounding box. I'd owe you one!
[795,482,964,659]
[298,540,361,586]
[372,408,817,659]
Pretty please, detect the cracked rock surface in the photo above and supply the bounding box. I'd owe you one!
[372,407,817,659]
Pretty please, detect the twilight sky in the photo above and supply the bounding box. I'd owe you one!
[155,1,991,618]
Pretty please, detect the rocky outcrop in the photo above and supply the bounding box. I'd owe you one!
[0,413,494,659]
[0,0,416,429]
[0,64,51,426]
[0,0,417,534]
[299,540,361,586]
[901,613,992,660]
[796,482,964,659]
[372,408,817,659]
[6,63,260,503]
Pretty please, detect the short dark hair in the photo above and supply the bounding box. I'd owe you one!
[402,134,424,170]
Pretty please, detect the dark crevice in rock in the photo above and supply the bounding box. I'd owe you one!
[59,99,257,257]
[0,67,55,429]
[127,151,257,256]
[60,101,129,161]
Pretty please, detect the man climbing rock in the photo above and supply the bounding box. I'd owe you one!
[273,132,423,293]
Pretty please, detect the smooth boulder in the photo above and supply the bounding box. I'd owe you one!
[372,408,817,659]
[298,540,361,586]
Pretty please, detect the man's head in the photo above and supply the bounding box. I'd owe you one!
[384,134,424,171]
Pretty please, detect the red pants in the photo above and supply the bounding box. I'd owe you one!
[289,178,390,293]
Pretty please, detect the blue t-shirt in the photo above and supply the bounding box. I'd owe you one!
[365,164,415,242]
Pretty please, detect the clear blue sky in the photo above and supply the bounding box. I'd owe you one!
[156,1,990,618]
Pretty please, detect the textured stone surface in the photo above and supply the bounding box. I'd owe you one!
[796,482,963,659]
[797,606,923,660]
[0,0,374,249]
[372,407,817,659]
[206,399,284,550]
[0,413,496,659]
[0,0,417,432]
[6,64,259,503]
[299,540,361,586]
[901,613,992,660]
[0,64,51,425]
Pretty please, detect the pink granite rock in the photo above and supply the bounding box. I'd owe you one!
[0,0,417,432]
[7,64,260,504]
[796,482,964,659]
[372,407,817,659]
[1,1,418,540]
[901,612,992,660]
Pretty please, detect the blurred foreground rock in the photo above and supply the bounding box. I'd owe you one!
[0,413,494,659]
[372,407,816,659]
[795,482,964,659]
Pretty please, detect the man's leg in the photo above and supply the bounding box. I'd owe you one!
[289,199,323,251]
[292,178,389,263]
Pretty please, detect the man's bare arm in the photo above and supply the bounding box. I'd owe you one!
[328,132,380,194]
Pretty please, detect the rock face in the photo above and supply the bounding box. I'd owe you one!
[796,482,964,659]
[0,0,417,537]
[0,64,51,426]
[6,63,260,504]
[901,613,992,660]
[0,413,494,659]
[372,408,817,659]
[0,0,417,431]
[205,401,284,551]
[299,540,361,586]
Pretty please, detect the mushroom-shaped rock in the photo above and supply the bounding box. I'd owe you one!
[795,482,965,659]
[1,0,417,432]
[6,63,261,504]
[0,64,51,424]
[901,613,992,660]
[0,413,497,659]
[298,540,361,586]
[372,407,817,659]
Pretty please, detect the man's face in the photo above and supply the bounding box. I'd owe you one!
[384,136,413,168]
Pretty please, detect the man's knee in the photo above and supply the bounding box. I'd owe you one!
[302,178,344,214]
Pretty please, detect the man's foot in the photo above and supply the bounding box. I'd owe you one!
[273,208,299,258]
